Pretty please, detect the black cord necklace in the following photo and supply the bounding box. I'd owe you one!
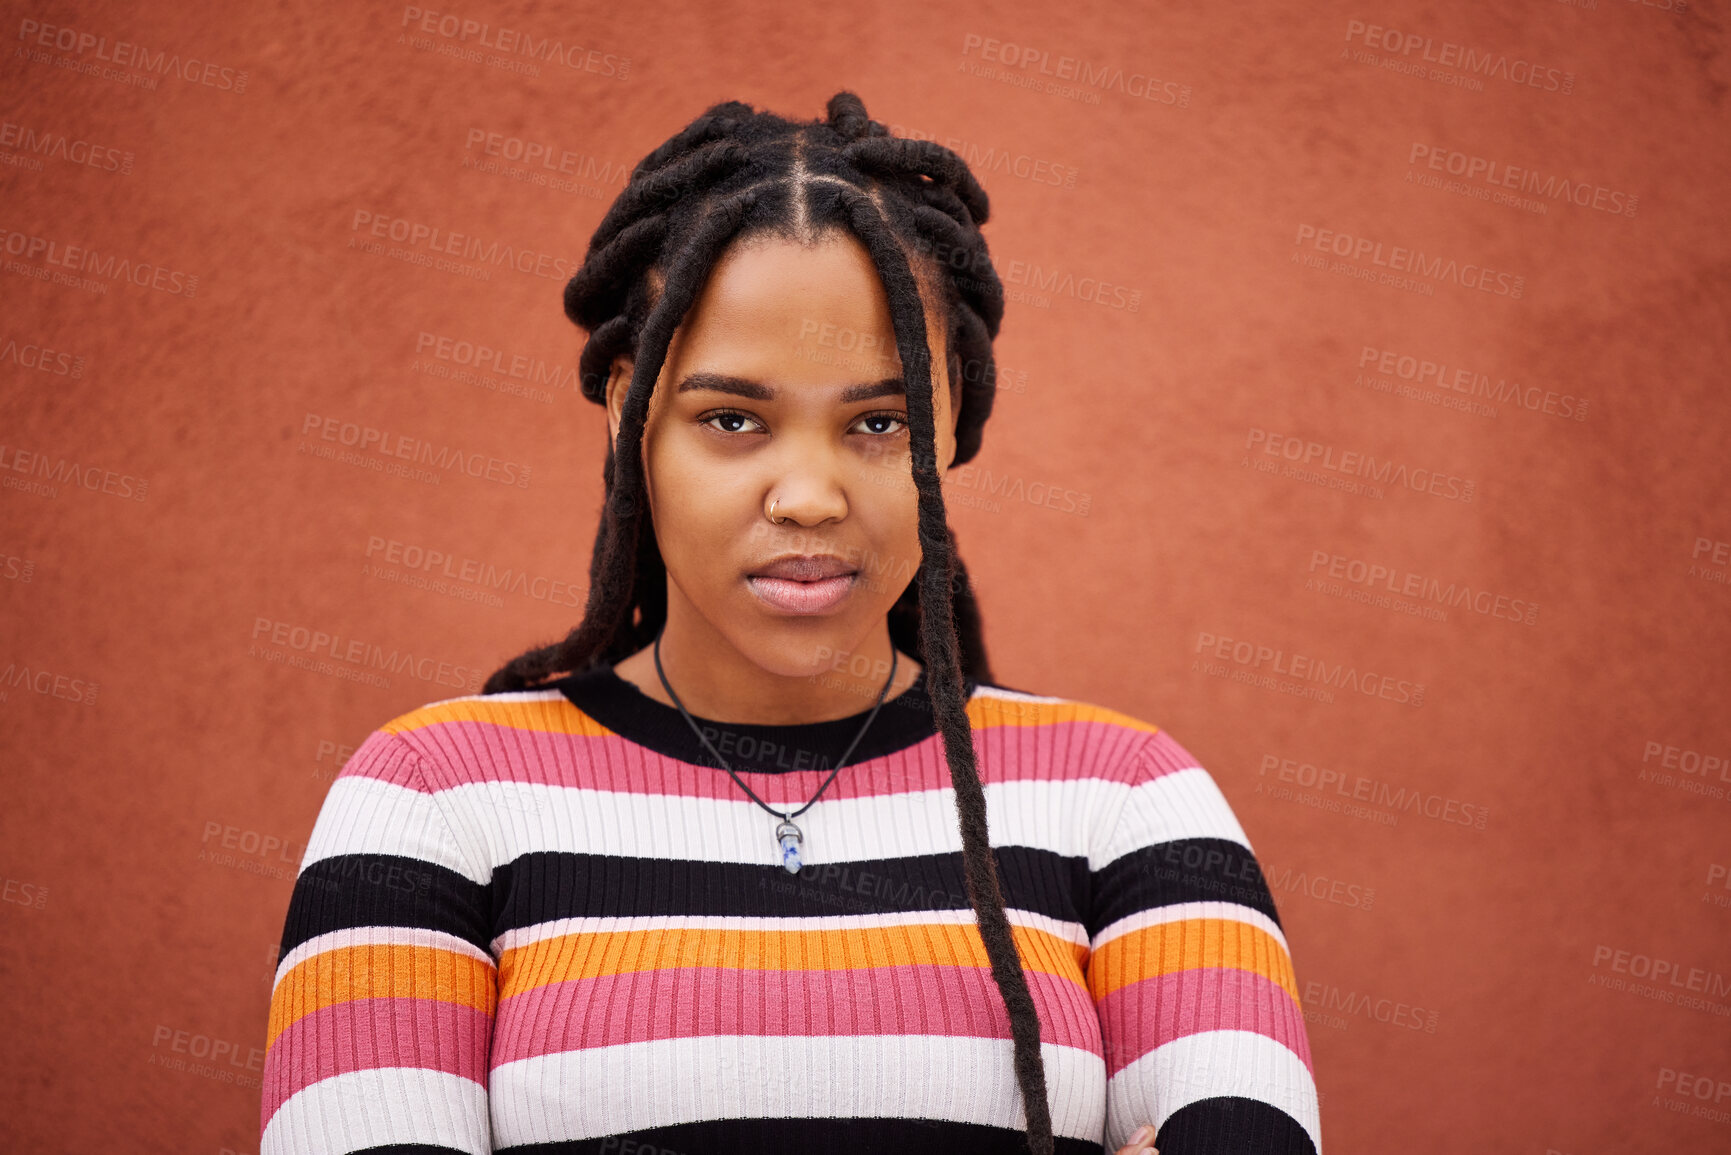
[652,627,900,874]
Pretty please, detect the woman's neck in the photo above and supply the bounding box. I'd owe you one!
[609,616,924,726]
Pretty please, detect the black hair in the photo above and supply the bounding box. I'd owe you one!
[480,92,1052,1154]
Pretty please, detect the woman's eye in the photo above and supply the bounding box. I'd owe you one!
[855,412,908,436]
[702,411,762,434]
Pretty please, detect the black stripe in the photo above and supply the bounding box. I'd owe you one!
[1155,1095,1316,1155]
[278,853,492,959]
[498,1116,1105,1154]
[349,1147,474,1155]
[492,845,1092,932]
[1088,838,1283,937]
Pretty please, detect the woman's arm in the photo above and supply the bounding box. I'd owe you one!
[261,729,497,1155]
[1088,729,1321,1154]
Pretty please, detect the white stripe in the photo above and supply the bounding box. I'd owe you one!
[972,683,1067,704]
[1095,766,1253,868]
[490,1034,1107,1145]
[301,774,486,883]
[1092,901,1289,955]
[493,905,1090,955]
[305,762,1251,893]
[1105,1030,1320,1153]
[403,686,567,710]
[274,924,494,987]
[261,1067,490,1155]
[435,773,1242,870]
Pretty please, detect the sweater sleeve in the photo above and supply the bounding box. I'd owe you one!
[260,728,497,1155]
[1086,729,1321,1154]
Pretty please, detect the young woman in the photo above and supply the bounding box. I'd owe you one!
[261,93,1320,1155]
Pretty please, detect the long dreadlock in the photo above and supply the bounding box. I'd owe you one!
[480,92,1053,1155]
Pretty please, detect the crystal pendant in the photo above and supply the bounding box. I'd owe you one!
[775,820,803,874]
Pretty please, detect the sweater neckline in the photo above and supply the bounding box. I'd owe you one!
[551,659,971,775]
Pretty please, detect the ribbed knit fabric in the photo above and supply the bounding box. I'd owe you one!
[261,665,1320,1154]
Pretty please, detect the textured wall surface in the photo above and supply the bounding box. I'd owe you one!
[2,2,1728,1152]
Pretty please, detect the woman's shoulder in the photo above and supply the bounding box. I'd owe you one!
[350,683,594,775]
[382,683,578,730]
[967,678,1256,862]
[966,676,1201,787]
[968,676,1159,732]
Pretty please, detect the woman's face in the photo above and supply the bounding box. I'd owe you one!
[605,229,958,681]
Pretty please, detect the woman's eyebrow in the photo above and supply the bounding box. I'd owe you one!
[676,372,906,403]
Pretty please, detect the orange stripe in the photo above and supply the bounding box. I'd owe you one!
[266,943,496,1048]
[966,694,1162,736]
[498,922,1089,995]
[383,695,616,739]
[380,690,1161,741]
[1088,918,1299,1006]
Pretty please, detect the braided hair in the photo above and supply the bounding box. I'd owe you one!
[480,92,1053,1155]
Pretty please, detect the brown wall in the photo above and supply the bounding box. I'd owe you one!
[2,2,1728,1152]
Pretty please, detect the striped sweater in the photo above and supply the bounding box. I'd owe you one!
[262,664,1321,1154]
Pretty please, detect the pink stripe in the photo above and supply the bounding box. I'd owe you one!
[1138,730,1203,779]
[336,730,427,789]
[1095,967,1312,1077]
[366,716,1174,803]
[491,964,1103,1065]
[261,997,491,1124]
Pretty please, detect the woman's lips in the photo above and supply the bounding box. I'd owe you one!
[746,573,858,614]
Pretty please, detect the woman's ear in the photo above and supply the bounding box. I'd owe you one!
[605,355,635,449]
